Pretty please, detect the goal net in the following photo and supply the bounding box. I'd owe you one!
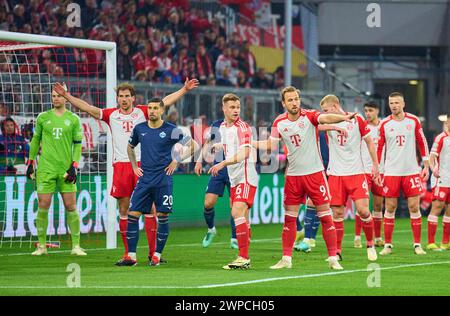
[0,31,117,250]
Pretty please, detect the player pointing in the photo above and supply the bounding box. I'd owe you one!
[27,83,85,256]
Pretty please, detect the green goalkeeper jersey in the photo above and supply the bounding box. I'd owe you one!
[29,109,83,175]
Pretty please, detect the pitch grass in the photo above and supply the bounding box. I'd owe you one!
[0,218,449,296]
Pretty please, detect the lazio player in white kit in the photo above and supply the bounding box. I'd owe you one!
[27,84,86,256]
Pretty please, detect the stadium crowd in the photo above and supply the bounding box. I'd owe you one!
[0,0,284,89]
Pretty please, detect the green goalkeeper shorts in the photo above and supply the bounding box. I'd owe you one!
[36,170,77,194]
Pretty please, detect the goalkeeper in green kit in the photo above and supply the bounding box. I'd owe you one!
[27,83,86,256]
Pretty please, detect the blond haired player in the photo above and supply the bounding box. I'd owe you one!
[209,93,257,270]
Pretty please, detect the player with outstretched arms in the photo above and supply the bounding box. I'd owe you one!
[116,98,198,266]
[427,114,450,251]
[254,86,357,270]
[320,95,380,262]
[208,93,257,270]
[377,92,429,255]
[53,79,198,263]
[27,83,85,256]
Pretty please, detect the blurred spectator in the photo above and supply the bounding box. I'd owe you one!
[117,43,134,80]
[181,58,197,81]
[0,117,29,175]
[209,36,226,66]
[138,0,157,16]
[13,4,26,30]
[236,69,250,88]
[81,0,99,30]
[242,41,257,77]
[166,106,179,125]
[252,68,272,89]
[132,43,153,74]
[216,47,237,86]
[0,103,9,117]
[273,66,285,89]
[174,46,189,70]
[206,77,216,86]
[162,61,182,84]
[135,70,148,81]
[189,8,210,38]
[196,44,214,84]
[156,47,172,74]
[210,18,226,39]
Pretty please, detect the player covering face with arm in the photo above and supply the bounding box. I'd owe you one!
[27,83,86,256]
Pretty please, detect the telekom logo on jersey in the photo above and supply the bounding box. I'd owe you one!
[52,128,63,139]
[122,121,134,133]
[337,134,348,146]
[396,135,406,146]
[289,134,301,147]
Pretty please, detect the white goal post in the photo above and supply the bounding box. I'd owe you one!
[0,31,117,249]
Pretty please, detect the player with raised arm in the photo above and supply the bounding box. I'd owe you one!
[320,95,380,261]
[116,98,198,266]
[194,119,237,249]
[254,86,357,270]
[208,93,257,270]
[427,114,450,250]
[355,101,385,248]
[27,83,85,256]
[378,92,430,255]
[53,79,198,263]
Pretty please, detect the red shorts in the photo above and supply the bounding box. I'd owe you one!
[231,183,257,208]
[328,174,369,206]
[284,171,331,206]
[433,185,450,203]
[383,174,422,198]
[365,173,384,197]
[111,162,139,198]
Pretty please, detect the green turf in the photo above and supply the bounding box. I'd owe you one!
[0,218,449,296]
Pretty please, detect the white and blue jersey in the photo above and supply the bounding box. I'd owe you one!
[206,119,230,196]
[128,121,190,213]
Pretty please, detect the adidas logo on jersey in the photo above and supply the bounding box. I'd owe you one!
[283,128,289,132]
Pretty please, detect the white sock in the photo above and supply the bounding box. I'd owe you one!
[129,252,136,260]
[154,252,161,259]
[208,227,216,233]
